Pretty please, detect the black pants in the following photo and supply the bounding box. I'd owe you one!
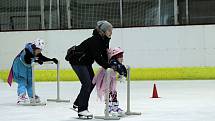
[72,65,95,112]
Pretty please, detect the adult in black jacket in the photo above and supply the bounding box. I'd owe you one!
[69,20,113,117]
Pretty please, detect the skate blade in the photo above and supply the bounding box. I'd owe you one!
[17,101,29,105]
[110,112,126,117]
[117,112,126,117]
[78,115,93,120]
[118,114,126,117]
[30,101,41,104]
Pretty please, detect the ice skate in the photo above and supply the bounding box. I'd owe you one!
[78,110,93,119]
[29,95,41,103]
[109,101,126,117]
[17,93,28,105]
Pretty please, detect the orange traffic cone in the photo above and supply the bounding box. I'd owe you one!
[151,83,160,98]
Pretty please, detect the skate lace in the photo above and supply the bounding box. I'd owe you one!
[21,95,28,100]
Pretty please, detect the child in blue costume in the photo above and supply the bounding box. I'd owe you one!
[8,38,58,104]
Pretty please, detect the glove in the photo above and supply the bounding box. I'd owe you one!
[35,59,43,65]
[109,59,119,71]
[109,59,127,77]
[117,64,127,77]
[52,58,58,64]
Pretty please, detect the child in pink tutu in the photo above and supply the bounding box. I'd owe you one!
[92,47,127,116]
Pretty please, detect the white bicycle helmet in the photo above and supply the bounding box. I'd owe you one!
[32,38,45,50]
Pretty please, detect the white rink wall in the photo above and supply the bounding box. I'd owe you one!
[1,25,215,70]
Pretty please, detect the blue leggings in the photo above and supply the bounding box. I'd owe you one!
[16,77,33,97]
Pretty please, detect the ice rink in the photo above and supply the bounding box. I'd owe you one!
[0,80,215,121]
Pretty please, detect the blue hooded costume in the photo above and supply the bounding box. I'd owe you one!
[7,43,57,98]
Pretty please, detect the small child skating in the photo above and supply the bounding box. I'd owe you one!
[93,47,127,117]
[7,38,58,104]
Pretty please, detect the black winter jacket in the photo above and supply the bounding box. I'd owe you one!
[24,47,53,64]
[69,29,110,69]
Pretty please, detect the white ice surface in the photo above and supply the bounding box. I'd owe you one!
[0,80,215,121]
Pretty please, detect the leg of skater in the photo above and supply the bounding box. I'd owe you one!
[16,79,28,104]
[73,65,95,110]
[109,91,125,117]
[72,65,94,118]
[26,68,41,103]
